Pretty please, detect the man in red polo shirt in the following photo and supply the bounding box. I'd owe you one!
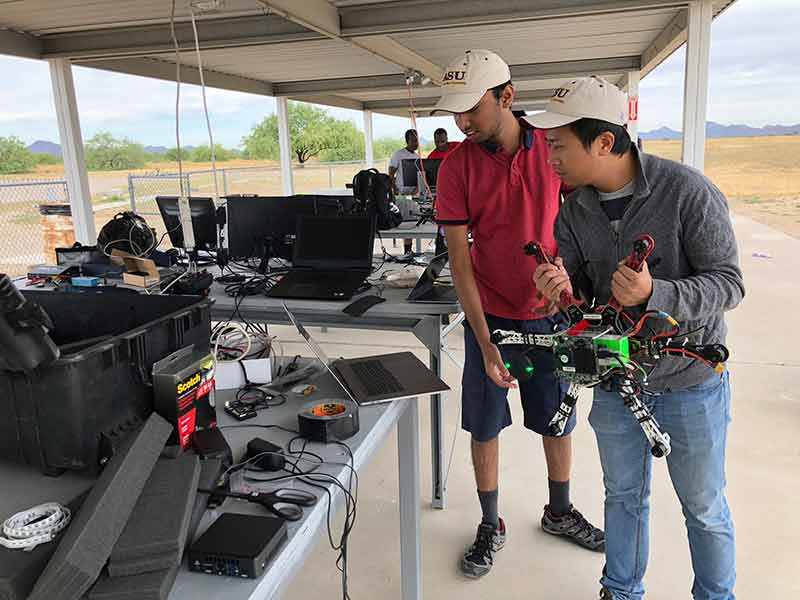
[433,49,604,579]
[428,128,460,159]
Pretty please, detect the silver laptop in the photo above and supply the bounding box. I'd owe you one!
[282,302,450,406]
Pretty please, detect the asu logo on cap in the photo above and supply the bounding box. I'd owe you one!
[442,70,467,86]
[550,86,572,104]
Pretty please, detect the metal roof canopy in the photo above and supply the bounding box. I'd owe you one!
[0,0,733,246]
[1,0,735,116]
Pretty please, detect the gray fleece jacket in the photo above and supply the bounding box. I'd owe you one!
[554,148,745,392]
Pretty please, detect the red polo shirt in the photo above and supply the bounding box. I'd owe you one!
[428,142,460,160]
[435,124,561,320]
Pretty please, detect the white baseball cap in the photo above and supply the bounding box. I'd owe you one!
[431,49,512,115]
[524,76,628,129]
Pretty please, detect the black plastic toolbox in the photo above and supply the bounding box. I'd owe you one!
[0,289,211,475]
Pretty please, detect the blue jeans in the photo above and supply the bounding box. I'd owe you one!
[589,372,735,599]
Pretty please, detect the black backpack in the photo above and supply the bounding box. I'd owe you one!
[351,168,403,230]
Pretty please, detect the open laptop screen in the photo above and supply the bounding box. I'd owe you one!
[293,215,375,270]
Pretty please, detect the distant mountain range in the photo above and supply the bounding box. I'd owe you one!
[24,122,800,156]
[27,140,62,156]
[640,121,800,140]
[25,141,194,156]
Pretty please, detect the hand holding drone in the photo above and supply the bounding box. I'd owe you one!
[490,235,729,458]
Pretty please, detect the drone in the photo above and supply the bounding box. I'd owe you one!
[490,235,729,458]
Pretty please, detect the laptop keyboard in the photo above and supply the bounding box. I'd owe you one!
[350,360,405,396]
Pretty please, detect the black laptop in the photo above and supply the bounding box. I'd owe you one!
[283,303,450,406]
[407,254,458,303]
[267,215,375,300]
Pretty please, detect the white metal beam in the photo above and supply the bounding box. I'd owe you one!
[275,73,409,96]
[627,71,640,143]
[289,94,364,111]
[0,28,42,59]
[364,89,554,111]
[276,97,294,196]
[681,0,712,171]
[274,56,640,97]
[363,110,374,168]
[75,57,274,96]
[245,2,444,86]
[39,15,320,60]
[640,8,689,77]
[48,59,95,244]
[351,35,443,84]
[258,0,341,37]
[339,0,689,36]
[511,56,641,80]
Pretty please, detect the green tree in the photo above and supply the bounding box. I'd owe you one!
[189,144,236,162]
[319,119,365,162]
[372,136,405,160]
[165,147,190,162]
[84,132,147,170]
[33,152,62,166]
[243,101,361,166]
[0,136,35,174]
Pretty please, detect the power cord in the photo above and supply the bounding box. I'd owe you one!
[217,435,358,600]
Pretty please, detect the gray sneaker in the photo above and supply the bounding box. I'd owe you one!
[541,505,605,552]
[460,518,506,578]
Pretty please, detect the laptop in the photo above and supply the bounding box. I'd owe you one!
[283,303,450,406]
[407,254,458,303]
[268,215,375,301]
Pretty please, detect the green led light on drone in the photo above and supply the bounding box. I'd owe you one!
[525,366,534,373]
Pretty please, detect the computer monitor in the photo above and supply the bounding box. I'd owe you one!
[400,158,442,193]
[304,194,355,216]
[155,196,218,251]
[225,195,319,261]
[293,214,375,270]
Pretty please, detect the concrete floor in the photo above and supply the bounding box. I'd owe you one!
[279,213,800,600]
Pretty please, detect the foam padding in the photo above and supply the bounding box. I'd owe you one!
[187,458,223,543]
[108,454,200,569]
[106,552,174,578]
[0,491,89,600]
[27,414,172,600]
[87,565,180,600]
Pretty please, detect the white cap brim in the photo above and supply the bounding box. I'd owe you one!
[523,111,581,129]
[430,90,486,115]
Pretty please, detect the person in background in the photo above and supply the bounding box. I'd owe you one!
[388,129,419,255]
[428,127,460,159]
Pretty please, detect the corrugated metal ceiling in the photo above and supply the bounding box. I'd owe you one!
[154,38,401,82]
[0,1,739,116]
[0,0,267,35]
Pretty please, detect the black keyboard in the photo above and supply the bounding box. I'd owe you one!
[350,360,404,396]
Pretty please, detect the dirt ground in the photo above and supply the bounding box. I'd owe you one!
[646,136,800,239]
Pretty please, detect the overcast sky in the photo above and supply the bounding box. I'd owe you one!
[0,0,796,148]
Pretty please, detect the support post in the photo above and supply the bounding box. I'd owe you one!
[363,109,374,168]
[681,0,712,171]
[49,58,95,243]
[276,97,294,195]
[626,70,640,145]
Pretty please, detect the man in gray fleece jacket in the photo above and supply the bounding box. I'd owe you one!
[529,77,744,600]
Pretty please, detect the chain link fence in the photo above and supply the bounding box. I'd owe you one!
[0,179,69,276]
[128,160,390,217]
[0,160,391,277]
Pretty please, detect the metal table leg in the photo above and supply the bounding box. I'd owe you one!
[398,399,422,600]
